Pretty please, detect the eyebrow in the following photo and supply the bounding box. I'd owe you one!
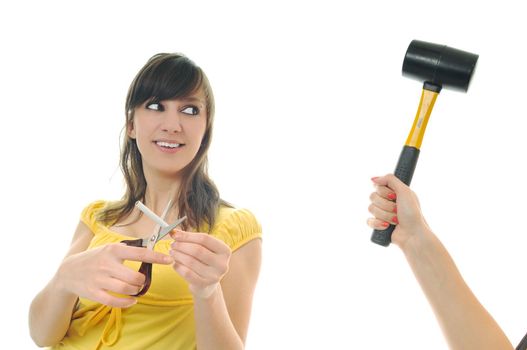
[179,96,206,107]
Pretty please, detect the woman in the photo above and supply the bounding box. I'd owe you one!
[29,53,262,349]
[367,174,516,349]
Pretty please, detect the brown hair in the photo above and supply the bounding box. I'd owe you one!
[97,53,229,230]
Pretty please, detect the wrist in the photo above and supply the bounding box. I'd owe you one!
[191,283,221,301]
[397,225,434,255]
[52,261,75,298]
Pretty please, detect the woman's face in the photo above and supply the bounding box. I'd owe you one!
[128,89,207,177]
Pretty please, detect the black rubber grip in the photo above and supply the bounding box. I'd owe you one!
[371,146,420,246]
[517,331,527,350]
[371,225,396,247]
[393,146,420,186]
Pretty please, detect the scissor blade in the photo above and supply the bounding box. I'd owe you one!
[137,199,173,250]
[158,216,187,240]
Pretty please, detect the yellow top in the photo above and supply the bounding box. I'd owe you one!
[51,200,262,350]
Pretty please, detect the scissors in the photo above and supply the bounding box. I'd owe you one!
[121,200,186,296]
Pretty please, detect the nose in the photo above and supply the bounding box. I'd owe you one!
[160,109,182,133]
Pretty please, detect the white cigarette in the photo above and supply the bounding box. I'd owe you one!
[135,201,168,227]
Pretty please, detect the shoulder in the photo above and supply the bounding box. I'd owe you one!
[210,206,262,252]
[80,200,111,233]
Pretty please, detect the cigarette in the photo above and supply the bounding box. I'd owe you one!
[135,201,168,227]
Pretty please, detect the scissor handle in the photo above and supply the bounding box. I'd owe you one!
[121,238,144,247]
[135,262,152,297]
[121,238,153,297]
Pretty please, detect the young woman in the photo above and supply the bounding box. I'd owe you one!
[29,53,262,350]
[367,174,515,350]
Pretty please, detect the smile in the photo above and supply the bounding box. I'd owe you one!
[155,141,183,149]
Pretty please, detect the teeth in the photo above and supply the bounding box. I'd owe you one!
[156,141,181,148]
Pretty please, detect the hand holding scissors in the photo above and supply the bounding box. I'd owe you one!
[121,200,186,296]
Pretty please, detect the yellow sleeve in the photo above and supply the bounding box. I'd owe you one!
[80,200,107,234]
[212,208,262,252]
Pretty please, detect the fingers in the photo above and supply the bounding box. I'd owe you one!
[110,263,146,288]
[374,184,397,201]
[169,231,231,299]
[112,244,173,265]
[170,241,219,266]
[98,277,143,297]
[171,252,209,280]
[94,252,146,297]
[367,217,391,230]
[372,174,408,195]
[171,260,219,299]
[171,231,230,255]
[169,238,230,278]
[170,232,230,278]
[92,289,137,308]
[59,244,158,308]
[173,262,219,297]
[368,182,398,226]
[368,202,398,226]
[369,192,397,213]
[368,174,430,247]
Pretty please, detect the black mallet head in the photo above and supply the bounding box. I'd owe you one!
[402,40,479,92]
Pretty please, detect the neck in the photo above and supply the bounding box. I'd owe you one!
[142,169,184,217]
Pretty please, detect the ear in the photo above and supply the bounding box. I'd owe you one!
[126,109,137,139]
[127,121,136,139]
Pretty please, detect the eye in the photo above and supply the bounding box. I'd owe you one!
[146,102,164,111]
[181,106,199,116]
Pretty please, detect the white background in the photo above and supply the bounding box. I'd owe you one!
[2,1,527,349]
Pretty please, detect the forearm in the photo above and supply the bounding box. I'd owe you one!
[29,273,78,347]
[403,230,513,350]
[193,285,244,350]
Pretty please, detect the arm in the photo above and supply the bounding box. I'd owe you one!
[29,221,174,347]
[29,221,93,346]
[170,231,262,350]
[368,174,514,350]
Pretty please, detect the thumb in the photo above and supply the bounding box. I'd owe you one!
[372,174,409,195]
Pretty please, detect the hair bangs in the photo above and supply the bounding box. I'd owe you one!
[129,54,204,109]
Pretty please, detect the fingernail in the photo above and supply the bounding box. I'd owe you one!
[371,176,379,182]
[387,193,397,200]
[392,216,399,224]
[393,206,397,213]
[164,256,173,263]
[382,221,389,228]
